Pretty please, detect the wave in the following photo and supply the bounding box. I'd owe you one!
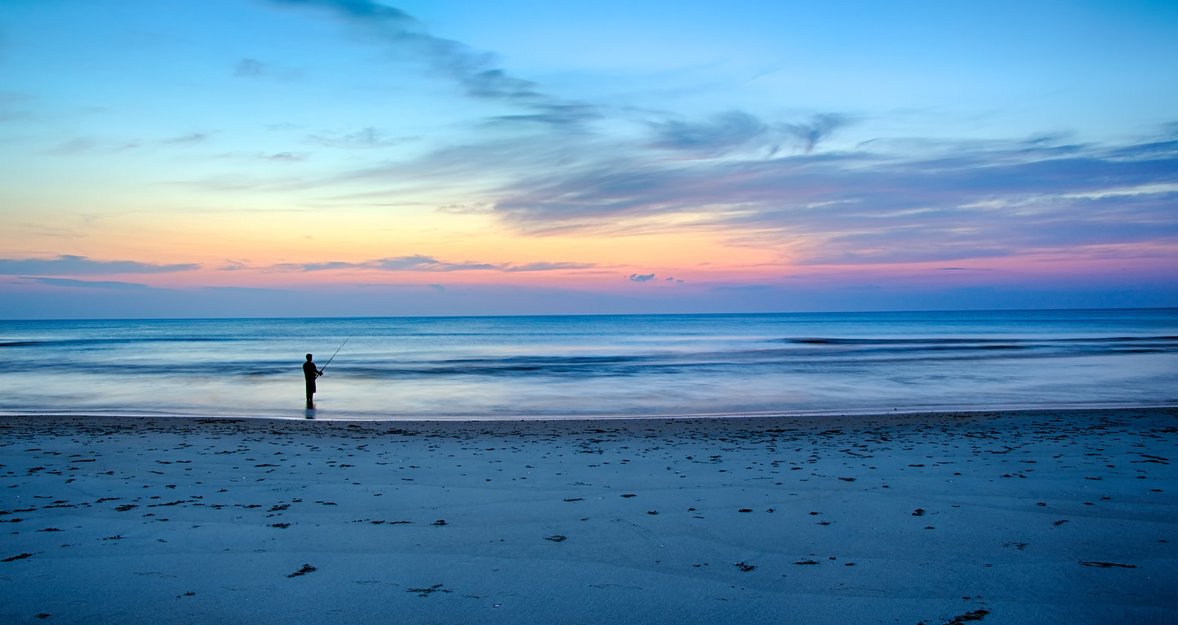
[782,335,1178,356]
[13,334,1174,380]
[0,336,233,348]
[785,335,1178,345]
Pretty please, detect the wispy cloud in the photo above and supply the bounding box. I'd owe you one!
[46,132,210,155]
[0,255,199,275]
[487,130,1178,265]
[649,111,768,155]
[486,102,601,127]
[265,0,596,126]
[161,132,209,146]
[267,151,306,161]
[372,255,494,272]
[505,262,596,273]
[234,58,266,78]
[273,255,595,273]
[269,0,413,22]
[781,113,851,153]
[307,127,416,149]
[27,277,153,290]
[644,110,849,157]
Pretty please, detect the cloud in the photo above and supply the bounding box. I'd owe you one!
[644,110,850,157]
[505,262,595,272]
[0,255,199,275]
[265,0,595,126]
[369,255,443,271]
[27,277,153,290]
[626,273,682,285]
[235,58,266,78]
[781,113,851,152]
[376,255,500,271]
[267,151,306,161]
[649,111,768,154]
[334,133,603,198]
[226,5,1178,274]
[46,132,210,155]
[269,0,412,21]
[308,127,415,149]
[500,164,673,213]
[290,260,361,272]
[488,130,1178,265]
[161,132,209,146]
[486,102,601,127]
[233,57,302,81]
[274,255,595,273]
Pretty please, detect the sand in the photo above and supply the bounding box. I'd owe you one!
[1,408,1175,625]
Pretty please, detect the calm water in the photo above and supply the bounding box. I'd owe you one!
[1,310,1176,420]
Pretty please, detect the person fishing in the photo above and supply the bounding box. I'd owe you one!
[303,353,322,407]
[303,338,348,408]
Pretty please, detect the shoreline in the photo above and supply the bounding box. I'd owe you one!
[3,401,1177,424]
[3,407,1176,624]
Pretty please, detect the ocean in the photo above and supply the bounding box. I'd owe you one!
[1,309,1175,420]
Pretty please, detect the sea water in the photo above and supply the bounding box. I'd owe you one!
[0,309,1175,420]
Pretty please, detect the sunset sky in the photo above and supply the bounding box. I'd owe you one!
[2,0,1177,318]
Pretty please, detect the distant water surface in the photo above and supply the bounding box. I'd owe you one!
[1,309,1175,420]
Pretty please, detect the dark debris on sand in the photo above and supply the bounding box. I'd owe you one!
[942,608,991,624]
[1079,561,1137,568]
[408,583,451,597]
[287,563,317,578]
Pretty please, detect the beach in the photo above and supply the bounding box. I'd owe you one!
[2,408,1175,624]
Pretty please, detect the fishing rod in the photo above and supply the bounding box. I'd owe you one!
[319,336,350,374]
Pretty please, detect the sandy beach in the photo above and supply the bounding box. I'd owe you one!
[1,408,1175,624]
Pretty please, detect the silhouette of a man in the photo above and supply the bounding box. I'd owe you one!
[303,353,322,407]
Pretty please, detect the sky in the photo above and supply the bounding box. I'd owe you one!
[1,0,1177,318]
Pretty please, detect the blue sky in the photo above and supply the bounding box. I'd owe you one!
[1,0,1176,318]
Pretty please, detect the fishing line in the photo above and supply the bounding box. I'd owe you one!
[320,336,350,372]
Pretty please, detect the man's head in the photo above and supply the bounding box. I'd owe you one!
[306,353,313,361]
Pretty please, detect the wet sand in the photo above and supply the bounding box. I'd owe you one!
[2,408,1176,624]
